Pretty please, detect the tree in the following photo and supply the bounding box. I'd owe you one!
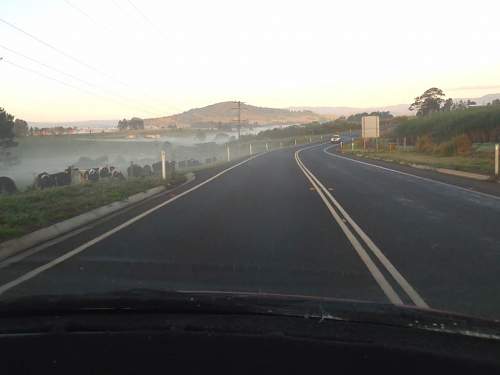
[0,108,18,166]
[442,98,453,112]
[117,117,144,130]
[491,99,500,106]
[409,87,446,116]
[14,119,29,137]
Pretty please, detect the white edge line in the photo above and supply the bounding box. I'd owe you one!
[0,153,263,296]
[294,147,404,305]
[323,145,500,202]
[298,146,428,308]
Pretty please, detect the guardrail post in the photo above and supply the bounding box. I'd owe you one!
[309,136,312,143]
[227,144,231,162]
[161,150,166,180]
[249,143,253,155]
[495,143,499,177]
[294,139,297,146]
[266,143,269,151]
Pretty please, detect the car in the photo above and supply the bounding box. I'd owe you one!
[330,135,341,143]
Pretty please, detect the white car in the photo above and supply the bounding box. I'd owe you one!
[330,135,341,143]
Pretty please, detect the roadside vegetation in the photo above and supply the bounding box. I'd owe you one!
[0,174,186,242]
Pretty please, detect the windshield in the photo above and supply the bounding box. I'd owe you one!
[1,0,500,325]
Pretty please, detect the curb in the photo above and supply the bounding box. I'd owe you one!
[0,174,194,262]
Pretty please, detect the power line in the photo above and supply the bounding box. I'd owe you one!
[0,16,178,115]
[0,57,161,117]
[0,44,164,115]
[63,0,115,34]
[0,17,126,87]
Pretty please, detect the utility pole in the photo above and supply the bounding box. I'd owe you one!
[232,101,242,141]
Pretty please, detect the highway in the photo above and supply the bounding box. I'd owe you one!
[1,143,500,320]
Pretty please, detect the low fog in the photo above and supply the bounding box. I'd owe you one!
[1,125,286,189]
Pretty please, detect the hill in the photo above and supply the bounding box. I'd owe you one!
[289,104,412,117]
[144,102,325,128]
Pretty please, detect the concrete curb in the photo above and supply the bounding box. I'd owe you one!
[0,184,171,262]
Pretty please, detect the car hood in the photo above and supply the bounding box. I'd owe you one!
[0,289,499,340]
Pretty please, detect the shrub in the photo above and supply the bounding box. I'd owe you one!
[415,135,435,153]
[453,134,472,156]
[434,140,455,156]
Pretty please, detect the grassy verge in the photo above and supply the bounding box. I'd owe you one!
[0,174,186,242]
[343,150,494,175]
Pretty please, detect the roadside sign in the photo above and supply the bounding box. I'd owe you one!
[362,116,380,138]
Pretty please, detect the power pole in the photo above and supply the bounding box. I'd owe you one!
[232,101,244,141]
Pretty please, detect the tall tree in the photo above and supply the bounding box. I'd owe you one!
[0,108,18,165]
[14,119,29,137]
[442,98,454,112]
[409,87,446,116]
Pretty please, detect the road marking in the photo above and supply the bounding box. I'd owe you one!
[0,226,92,270]
[294,146,403,305]
[296,145,429,308]
[323,145,500,202]
[0,154,263,296]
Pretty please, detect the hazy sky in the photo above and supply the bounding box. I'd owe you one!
[1,0,500,121]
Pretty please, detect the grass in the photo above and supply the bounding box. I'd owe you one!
[344,149,494,175]
[0,174,186,242]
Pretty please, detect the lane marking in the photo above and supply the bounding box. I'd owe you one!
[294,146,403,305]
[323,145,500,202]
[0,153,264,296]
[0,226,92,270]
[296,145,429,308]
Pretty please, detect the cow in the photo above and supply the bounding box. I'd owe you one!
[111,169,125,180]
[52,168,72,187]
[143,165,153,177]
[88,168,100,182]
[34,172,54,189]
[99,166,111,179]
[127,163,144,178]
[0,176,17,195]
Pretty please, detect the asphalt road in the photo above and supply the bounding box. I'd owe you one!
[1,143,500,320]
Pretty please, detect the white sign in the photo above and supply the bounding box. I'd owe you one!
[361,116,380,138]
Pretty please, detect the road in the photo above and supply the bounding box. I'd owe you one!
[1,143,500,320]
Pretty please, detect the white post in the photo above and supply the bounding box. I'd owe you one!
[249,143,253,155]
[352,141,354,151]
[280,142,283,148]
[266,143,269,151]
[294,139,297,146]
[309,137,312,143]
[161,150,166,180]
[340,141,343,152]
[321,135,323,141]
[227,145,231,162]
[495,144,499,177]
[403,137,407,152]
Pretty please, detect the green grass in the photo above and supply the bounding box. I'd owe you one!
[345,150,494,175]
[0,175,186,242]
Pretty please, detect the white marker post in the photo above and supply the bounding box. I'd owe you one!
[309,136,312,143]
[352,141,354,151]
[495,144,499,177]
[249,143,253,155]
[266,143,269,152]
[161,150,166,180]
[321,135,323,141]
[280,142,283,148]
[227,144,231,162]
[294,139,297,146]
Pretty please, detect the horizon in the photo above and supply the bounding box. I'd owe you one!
[1,0,500,122]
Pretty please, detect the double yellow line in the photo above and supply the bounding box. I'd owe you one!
[295,144,428,308]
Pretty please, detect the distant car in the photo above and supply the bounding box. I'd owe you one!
[330,135,341,143]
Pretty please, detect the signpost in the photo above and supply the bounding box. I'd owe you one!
[361,116,380,139]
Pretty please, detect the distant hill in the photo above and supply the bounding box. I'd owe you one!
[28,120,118,129]
[144,101,325,128]
[289,93,500,117]
[289,104,412,117]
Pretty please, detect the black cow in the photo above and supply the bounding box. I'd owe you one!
[88,168,100,182]
[143,165,153,177]
[99,166,111,178]
[127,164,144,178]
[34,172,53,189]
[111,169,125,180]
[0,177,17,195]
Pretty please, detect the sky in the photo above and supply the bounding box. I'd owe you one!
[1,0,500,122]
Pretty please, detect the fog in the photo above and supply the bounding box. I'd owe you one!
[0,125,289,189]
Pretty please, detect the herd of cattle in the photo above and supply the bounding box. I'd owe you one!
[0,156,218,195]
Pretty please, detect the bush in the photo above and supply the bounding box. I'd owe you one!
[415,135,435,153]
[434,141,455,156]
[453,134,472,156]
